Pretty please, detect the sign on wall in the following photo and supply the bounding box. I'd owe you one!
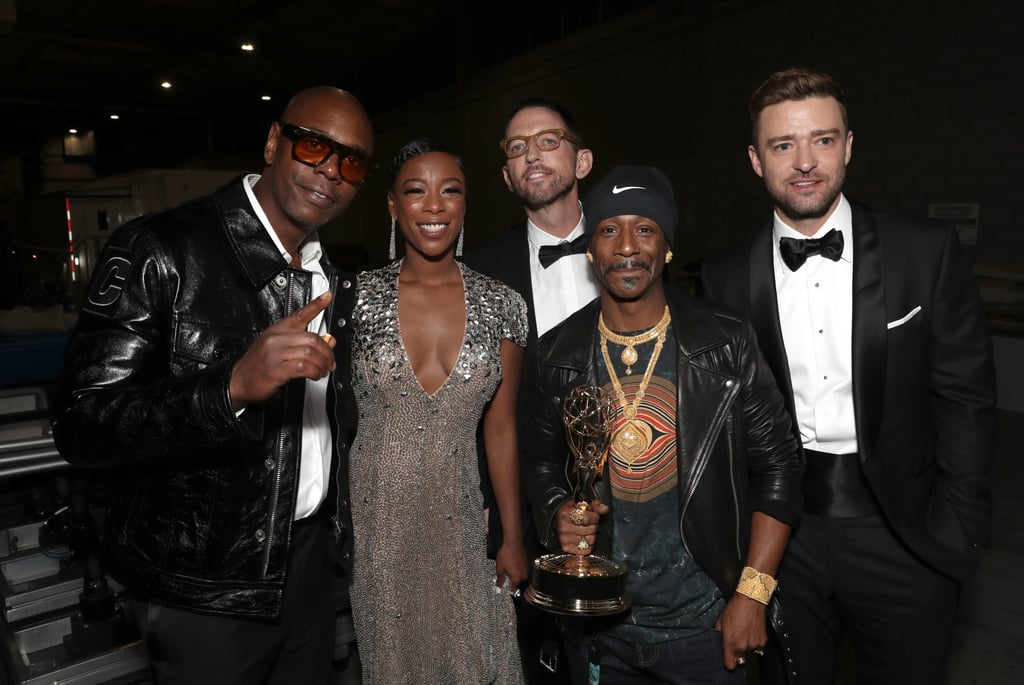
[928,203,979,245]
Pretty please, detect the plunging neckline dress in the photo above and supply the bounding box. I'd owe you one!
[348,259,527,684]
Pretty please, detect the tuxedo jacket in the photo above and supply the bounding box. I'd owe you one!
[464,223,542,345]
[700,199,997,583]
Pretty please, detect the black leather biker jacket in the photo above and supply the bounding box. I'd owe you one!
[522,290,803,600]
[52,178,355,618]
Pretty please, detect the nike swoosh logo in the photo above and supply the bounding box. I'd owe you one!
[612,185,646,194]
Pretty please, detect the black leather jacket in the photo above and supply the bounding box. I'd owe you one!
[523,289,803,600]
[52,178,355,619]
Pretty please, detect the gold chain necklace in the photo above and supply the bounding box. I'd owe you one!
[598,307,671,471]
[598,306,671,374]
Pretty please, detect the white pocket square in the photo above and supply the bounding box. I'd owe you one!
[887,305,922,329]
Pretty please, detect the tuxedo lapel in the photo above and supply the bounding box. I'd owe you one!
[478,225,539,342]
[509,226,534,299]
[747,226,797,420]
[850,202,886,462]
[512,228,540,343]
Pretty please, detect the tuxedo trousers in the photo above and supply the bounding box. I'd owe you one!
[762,512,959,685]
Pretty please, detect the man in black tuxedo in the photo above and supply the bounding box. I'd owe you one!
[700,67,997,685]
[464,98,598,684]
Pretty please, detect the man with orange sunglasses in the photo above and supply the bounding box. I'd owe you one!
[53,87,374,684]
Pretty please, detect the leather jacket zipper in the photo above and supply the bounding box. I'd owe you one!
[725,413,742,560]
[678,378,740,559]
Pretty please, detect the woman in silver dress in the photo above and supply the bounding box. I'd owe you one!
[348,139,529,683]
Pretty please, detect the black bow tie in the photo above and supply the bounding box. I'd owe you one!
[538,234,588,268]
[779,228,844,271]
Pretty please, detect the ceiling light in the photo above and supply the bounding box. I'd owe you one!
[161,81,173,89]
[241,42,255,52]
[261,95,272,101]
[68,128,78,134]
[109,114,120,120]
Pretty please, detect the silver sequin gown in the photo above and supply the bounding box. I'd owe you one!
[349,260,528,684]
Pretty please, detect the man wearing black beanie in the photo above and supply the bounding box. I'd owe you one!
[521,164,803,684]
[581,164,678,247]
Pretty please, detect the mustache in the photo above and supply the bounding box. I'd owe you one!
[521,165,554,180]
[602,258,653,276]
[788,171,824,182]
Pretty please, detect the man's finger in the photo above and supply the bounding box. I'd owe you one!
[282,291,332,329]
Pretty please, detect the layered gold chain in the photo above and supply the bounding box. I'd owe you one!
[598,306,671,374]
[598,306,671,471]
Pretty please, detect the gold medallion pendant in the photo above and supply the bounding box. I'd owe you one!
[612,419,653,469]
[620,345,639,369]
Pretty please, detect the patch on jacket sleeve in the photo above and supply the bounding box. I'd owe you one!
[83,246,134,314]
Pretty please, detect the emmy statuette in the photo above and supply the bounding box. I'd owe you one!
[524,385,630,616]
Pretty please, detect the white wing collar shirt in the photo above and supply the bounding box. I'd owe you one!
[245,174,331,521]
[773,193,858,455]
[528,208,599,337]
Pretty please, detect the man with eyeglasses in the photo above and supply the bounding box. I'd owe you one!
[464,98,598,684]
[52,86,374,685]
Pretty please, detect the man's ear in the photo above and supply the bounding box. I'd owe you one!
[264,121,282,166]
[575,148,594,180]
[748,144,764,178]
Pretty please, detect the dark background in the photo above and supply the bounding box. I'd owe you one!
[0,0,1021,319]
[0,5,1020,682]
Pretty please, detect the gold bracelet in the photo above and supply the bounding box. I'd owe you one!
[735,566,777,605]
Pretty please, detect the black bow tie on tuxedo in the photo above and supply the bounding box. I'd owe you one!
[779,228,844,271]
[538,234,588,268]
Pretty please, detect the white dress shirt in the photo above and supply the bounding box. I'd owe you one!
[773,194,858,455]
[528,211,599,337]
[245,174,331,520]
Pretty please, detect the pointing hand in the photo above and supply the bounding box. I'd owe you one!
[228,292,336,409]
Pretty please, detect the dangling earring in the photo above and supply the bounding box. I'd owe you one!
[665,250,673,264]
[586,251,593,263]
[388,216,397,261]
[456,222,464,258]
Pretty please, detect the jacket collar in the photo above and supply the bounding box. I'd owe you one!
[211,177,293,290]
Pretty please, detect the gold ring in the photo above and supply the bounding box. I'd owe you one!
[569,502,588,526]
[577,536,590,551]
[736,657,746,666]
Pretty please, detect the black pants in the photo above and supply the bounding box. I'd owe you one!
[761,513,959,685]
[515,594,572,684]
[133,518,335,685]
